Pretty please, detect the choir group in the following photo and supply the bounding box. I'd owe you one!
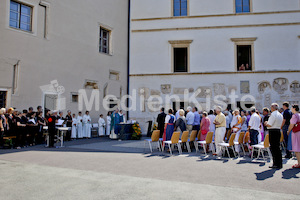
[0,106,125,149]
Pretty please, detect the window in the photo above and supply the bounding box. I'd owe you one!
[71,93,78,103]
[235,0,250,13]
[237,45,252,71]
[174,48,188,72]
[0,91,7,108]
[169,40,192,73]
[109,71,120,81]
[231,37,256,71]
[173,0,188,16]
[10,1,32,32]
[172,101,185,113]
[84,80,99,89]
[99,27,110,54]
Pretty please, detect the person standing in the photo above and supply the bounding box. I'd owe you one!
[47,111,58,148]
[174,109,186,138]
[0,108,7,148]
[71,113,77,139]
[15,111,26,148]
[281,102,293,159]
[192,107,201,133]
[65,110,73,141]
[163,109,175,145]
[240,110,248,133]
[83,111,91,138]
[208,110,216,135]
[213,106,226,156]
[77,112,83,139]
[37,111,46,144]
[248,107,261,146]
[110,109,121,139]
[200,112,210,141]
[186,107,195,137]
[156,108,166,138]
[98,114,106,136]
[262,108,270,136]
[288,104,300,168]
[264,103,284,169]
[231,110,242,152]
[106,111,112,136]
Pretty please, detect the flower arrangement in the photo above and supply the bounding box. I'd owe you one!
[152,123,157,131]
[132,122,142,140]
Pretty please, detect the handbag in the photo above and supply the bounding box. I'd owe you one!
[292,114,300,133]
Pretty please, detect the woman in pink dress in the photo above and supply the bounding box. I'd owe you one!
[288,104,300,168]
[200,112,210,141]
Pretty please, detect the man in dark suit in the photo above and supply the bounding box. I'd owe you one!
[157,108,166,138]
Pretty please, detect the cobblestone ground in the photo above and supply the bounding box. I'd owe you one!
[0,137,299,200]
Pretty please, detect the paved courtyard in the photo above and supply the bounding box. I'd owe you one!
[0,137,299,200]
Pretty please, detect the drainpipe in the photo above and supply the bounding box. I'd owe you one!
[126,0,131,120]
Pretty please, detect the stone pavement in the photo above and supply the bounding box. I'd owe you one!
[0,137,299,200]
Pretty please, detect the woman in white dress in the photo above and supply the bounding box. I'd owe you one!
[98,114,106,136]
[71,113,77,139]
[106,111,112,136]
[77,112,83,139]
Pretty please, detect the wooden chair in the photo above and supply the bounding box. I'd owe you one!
[242,131,251,153]
[163,132,182,155]
[225,129,232,142]
[234,132,245,156]
[144,130,161,153]
[219,133,237,158]
[196,132,215,155]
[189,130,198,151]
[179,131,191,152]
[251,134,272,161]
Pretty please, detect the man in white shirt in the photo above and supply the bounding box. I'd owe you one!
[186,106,195,137]
[264,103,283,169]
[248,107,261,146]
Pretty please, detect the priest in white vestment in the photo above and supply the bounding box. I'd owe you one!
[98,114,106,136]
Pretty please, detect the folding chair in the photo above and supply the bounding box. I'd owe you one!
[251,134,272,161]
[234,132,245,156]
[196,132,215,155]
[219,133,237,158]
[242,131,251,153]
[179,131,191,152]
[144,130,161,153]
[163,132,182,155]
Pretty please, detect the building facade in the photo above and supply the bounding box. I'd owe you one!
[0,0,129,120]
[130,0,300,132]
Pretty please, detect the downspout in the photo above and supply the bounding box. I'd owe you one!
[126,0,131,120]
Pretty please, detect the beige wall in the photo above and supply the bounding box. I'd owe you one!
[0,0,129,121]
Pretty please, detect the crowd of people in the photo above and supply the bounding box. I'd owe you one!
[156,102,300,169]
[0,106,125,149]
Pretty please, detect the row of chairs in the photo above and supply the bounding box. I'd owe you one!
[145,129,284,160]
[145,130,251,157]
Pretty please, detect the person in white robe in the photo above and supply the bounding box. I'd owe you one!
[77,112,83,139]
[71,113,77,139]
[106,111,111,136]
[83,111,91,138]
[98,114,106,136]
